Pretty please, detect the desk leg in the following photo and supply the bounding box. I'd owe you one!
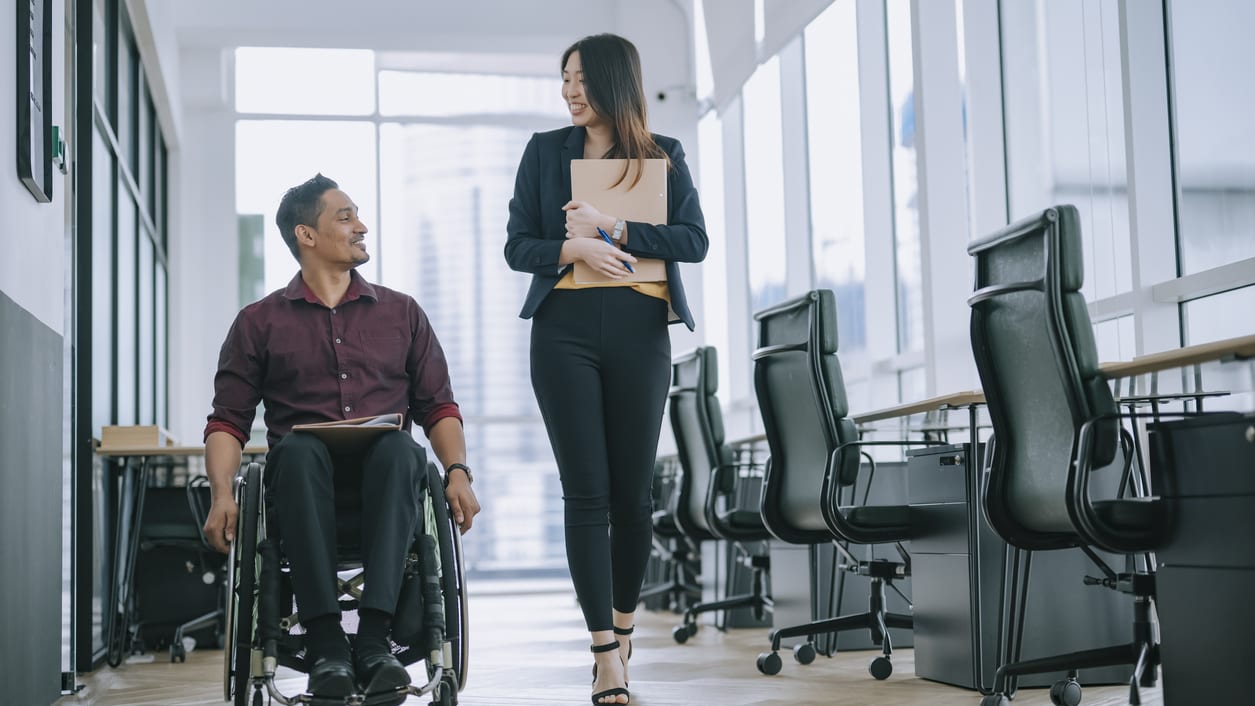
[105,457,151,667]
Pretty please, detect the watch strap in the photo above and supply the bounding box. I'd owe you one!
[445,463,473,486]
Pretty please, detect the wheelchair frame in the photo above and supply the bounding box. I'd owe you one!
[223,462,469,706]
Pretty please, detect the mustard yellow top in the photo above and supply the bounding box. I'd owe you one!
[552,269,671,303]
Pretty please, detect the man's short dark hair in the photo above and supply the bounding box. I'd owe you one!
[276,174,338,262]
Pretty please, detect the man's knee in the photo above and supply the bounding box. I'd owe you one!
[268,432,333,491]
[364,431,426,471]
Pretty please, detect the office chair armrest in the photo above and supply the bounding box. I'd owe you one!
[1071,408,1240,553]
[711,460,765,497]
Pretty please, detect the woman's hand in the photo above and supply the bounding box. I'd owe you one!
[563,238,638,279]
[562,200,615,239]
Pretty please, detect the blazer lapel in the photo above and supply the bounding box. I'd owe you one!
[560,126,585,208]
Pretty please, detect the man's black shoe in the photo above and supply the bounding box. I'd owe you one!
[354,640,411,695]
[307,654,356,698]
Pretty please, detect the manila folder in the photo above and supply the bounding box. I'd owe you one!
[291,412,403,454]
[571,158,668,284]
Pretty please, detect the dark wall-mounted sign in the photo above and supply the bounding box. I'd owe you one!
[17,0,53,203]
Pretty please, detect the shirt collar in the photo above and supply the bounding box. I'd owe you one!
[283,269,379,306]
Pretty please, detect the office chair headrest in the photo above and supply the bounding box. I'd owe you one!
[699,346,719,397]
[753,290,839,355]
[968,206,1084,292]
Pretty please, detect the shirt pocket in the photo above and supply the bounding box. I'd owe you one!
[359,328,409,370]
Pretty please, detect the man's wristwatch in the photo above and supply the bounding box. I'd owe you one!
[611,218,625,242]
[445,463,473,486]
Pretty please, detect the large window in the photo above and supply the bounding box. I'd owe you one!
[805,0,866,356]
[234,48,565,577]
[742,56,788,315]
[1002,0,1132,302]
[1169,0,1255,275]
[886,0,924,354]
[77,0,171,670]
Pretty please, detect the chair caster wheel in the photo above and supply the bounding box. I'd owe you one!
[170,644,186,663]
[869,656,893,680]
[1050,678,1082,706]
[756,651,782,675]
[980,695,1010,706]
[672,624,691,644]
[792,643,816,665]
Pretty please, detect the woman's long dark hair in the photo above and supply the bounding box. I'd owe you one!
[562,33,669,188]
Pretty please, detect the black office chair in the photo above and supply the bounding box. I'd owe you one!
[968,206,1165,706]
[666,346,774,644]
[639,458,703,613]
[752,290,923,679]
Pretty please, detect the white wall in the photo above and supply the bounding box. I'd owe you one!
[0,0,68,330]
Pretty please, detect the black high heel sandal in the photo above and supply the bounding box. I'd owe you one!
[614,625,633,683]
[589,641,629,705]
[592,626,635,683]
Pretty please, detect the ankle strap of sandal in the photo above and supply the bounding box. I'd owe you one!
[612,625,634,636]
[590,641,621,654]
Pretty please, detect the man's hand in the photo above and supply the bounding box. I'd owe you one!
[444,475,481,534]
[203,494,239,553]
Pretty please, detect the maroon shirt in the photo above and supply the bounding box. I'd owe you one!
[204,270,461,448]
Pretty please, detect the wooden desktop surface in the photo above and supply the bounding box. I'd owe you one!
[1100,333,1255,379]
[852,390,986,425]
[96,444,268,458]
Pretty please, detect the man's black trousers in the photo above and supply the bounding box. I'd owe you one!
[265,430,425,622]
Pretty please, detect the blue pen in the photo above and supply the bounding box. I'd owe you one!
[597,226,635,273]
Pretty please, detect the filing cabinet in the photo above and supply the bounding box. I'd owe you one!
[908,443,1130,692]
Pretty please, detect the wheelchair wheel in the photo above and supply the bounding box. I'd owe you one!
[425,466,469,694]
[223,462,262,706]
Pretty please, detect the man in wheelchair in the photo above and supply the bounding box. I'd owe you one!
[201,174,480,701]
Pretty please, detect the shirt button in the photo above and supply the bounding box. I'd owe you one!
[344,406,351,413]
[331,308,337,315]
[335,337,342,344]
[340,373,348,379]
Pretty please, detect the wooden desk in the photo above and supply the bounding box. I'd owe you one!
[96,444,268,458]
[1100,334,1255,379]
[852,390,986,425]
[95,444,266,665]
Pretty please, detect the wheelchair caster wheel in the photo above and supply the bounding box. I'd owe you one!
[792,643,816,665]
[756,651,782,675]
[672,624,690,644]
[1050,678,1082,706]
[869,656,893,680]
[980,694,1010,706]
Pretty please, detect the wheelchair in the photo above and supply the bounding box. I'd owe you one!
[223,461,468,706]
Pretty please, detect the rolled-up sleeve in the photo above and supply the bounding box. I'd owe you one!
[204,312,262,447]
[406,300,463,435]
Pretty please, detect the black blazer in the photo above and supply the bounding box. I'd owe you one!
[504,126,708,331]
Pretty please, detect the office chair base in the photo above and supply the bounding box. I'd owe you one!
[979,695,1010,706]
[869,656,893,680]
[792,643,816,665]
[1049,677,1083,706]
[756,652,783,675]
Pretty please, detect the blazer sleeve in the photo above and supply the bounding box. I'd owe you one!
[620,138,709,264]
[505,133,566,274]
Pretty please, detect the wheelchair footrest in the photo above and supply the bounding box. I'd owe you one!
[303,688,407,706]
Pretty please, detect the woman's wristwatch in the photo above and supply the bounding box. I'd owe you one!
[445,463,473,487]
